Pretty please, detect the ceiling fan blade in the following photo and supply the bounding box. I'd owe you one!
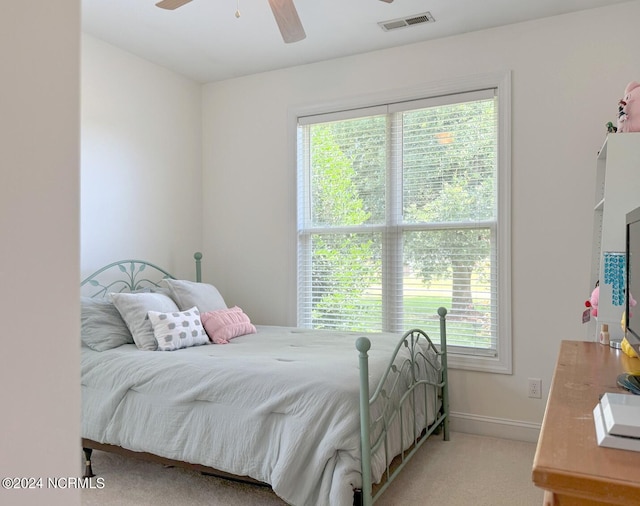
[268,0,306,44]
[155,0,192,10]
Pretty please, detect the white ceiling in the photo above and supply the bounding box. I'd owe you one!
[82,0,629,83]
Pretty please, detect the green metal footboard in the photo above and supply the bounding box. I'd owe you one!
[356,307,449,506]
[80,252,202,297]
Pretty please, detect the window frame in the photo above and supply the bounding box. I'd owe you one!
[291,71,512,374]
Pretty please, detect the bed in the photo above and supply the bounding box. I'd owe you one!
[80,253,449,506]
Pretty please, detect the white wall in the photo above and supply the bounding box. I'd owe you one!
[0,2,81,505]
[201,1,640,440]
[81,35,203,281]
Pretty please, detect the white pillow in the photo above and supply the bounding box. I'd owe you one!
[110,292,180,351]
[148,306,209,351]
[163,279,227,313]
[80,297,133,351]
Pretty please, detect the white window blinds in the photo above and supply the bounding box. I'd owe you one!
[297,86,507,364]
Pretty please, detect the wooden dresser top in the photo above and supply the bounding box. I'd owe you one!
[532,340,640,505]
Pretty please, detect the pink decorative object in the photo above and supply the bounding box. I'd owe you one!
[201,306,257,344]
[617,81,640,133]
[589,285,599,317]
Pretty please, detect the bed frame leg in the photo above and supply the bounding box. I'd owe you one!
[82,448,95,478]
[438,306,450,442]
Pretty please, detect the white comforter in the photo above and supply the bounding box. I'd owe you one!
[82,325,440,505]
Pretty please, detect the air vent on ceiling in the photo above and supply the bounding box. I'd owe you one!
[378,11,435,32]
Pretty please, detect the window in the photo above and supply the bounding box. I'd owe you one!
[296,73,511,373]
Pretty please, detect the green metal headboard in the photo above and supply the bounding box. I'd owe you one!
[80,252,202,298]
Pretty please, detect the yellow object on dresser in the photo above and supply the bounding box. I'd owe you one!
[622,337,639,359]
[620,347,640,375]
[532,340,640,505]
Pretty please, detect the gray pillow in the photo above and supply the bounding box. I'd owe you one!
[110,292,180,351]
[164,279,227,313]
[81,297,133,351]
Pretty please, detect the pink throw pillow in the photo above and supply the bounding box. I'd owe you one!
[201,306,256,344]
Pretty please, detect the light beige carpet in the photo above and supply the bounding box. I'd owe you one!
[81,432,544,505]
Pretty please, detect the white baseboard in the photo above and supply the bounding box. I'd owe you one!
[449,411,541,443]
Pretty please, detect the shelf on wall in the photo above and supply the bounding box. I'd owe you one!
[589,133,640,341]
[597,137,608,160]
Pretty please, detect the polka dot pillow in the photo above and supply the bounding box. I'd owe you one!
[147,306,209,351]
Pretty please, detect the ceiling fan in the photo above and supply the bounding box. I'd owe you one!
[156,0,395,44]
[155,0,306,43]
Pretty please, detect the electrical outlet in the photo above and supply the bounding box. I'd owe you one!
[528,378,542,399]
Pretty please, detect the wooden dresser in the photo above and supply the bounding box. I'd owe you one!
[532,340,640,505]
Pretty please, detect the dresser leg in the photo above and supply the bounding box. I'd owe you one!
[543,490,555,506]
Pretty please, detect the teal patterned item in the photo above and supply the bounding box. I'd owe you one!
[604,252,626,306]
